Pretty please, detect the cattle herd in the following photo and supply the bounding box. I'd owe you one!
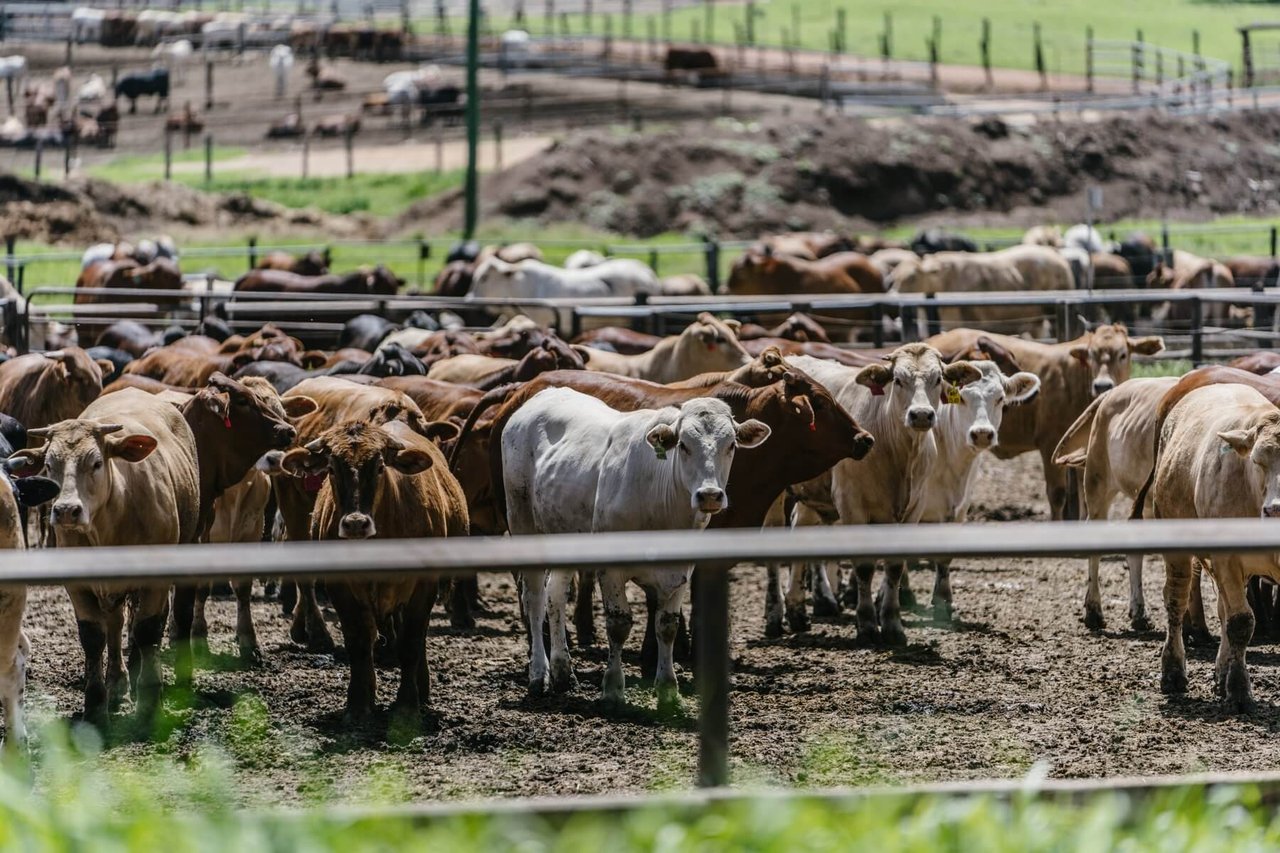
[1,221,1280,755]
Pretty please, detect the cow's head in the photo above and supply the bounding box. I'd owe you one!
[1219,410,1280,518]
[188,372,316,454]
[8,419,157,534]
[41,348,113,406]
[673,313,751,373]
[472,257,525,295]
[280,420,433,539]
[645,398,770,515]
[775,313,830,343]
[1069,323,1164,396]
[942,360,1040,450]
[777,368,875,463]
[855,343,964,432]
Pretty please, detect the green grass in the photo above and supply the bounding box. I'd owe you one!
[3,716,1280,851]
[447,0,1263,78]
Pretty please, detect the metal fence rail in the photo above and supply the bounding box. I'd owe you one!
[12,517,1280,788]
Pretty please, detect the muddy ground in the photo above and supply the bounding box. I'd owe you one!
[14,448,1274,805]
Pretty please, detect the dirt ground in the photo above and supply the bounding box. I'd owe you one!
[15,447,1272,804]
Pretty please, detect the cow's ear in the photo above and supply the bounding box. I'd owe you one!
[1068,344,1090,365]
[570,345,592,364]
[421,420,460,445]
[1128,336,1165,356]
[760,346,784,369]
[942,361,982,386]
[735,418,771,449]
[95,359,117,381]
[106,433,157,463]
[231,350,258,368]
[202,390,231,422]
[280,446,326,477]
[856,363,892,396]
[300,350,329,369]
[4,449,44,477]
[11,475,59,509]
[1003,372,1041,407]
[721,318,742,336]
[254,450,286,475]
[1219,428,1259,458]
[646,423,678,456]
[283,395,318,418]
[389,447,433,476]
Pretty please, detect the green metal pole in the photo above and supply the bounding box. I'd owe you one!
[464,0,481,239]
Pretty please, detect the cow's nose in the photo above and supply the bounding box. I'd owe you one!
[906,407,936,431]
[51,502,83,526]
[338,513,375,539]
[273,424,297,448]
[851,430,875,461]
[1092,379,1115,396]
[969,427,996,449]
[1264,502,1280,519]
[694,487,726,513]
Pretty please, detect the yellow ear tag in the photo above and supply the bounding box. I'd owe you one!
[945,385,963,405]
[655,446,667,460]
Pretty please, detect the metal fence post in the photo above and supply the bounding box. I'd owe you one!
[704,238,720,292]
[204,134,213,184]
[417,238,430,289]
[1191,296,1204,365]
[694,562,730,788]
[924,292,941,337]
[247,235,258,270]
[1085,26,1094,93]
[4,236,13,288]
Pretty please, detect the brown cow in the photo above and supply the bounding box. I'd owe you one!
[727,250,884,296]
[0,349,111,430]
[234,266,402,295]
[281,418,467,720]
[756,232,855,261]
[1230,351,1280,375]
[75,257,182,345]
[256,249,331,276]
[737,313,832,343]
[928,325,1164,519]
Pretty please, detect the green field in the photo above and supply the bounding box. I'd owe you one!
[453,0,1264,77]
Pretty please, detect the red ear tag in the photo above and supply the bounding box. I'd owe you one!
[809,420,817,431]
[868,383,885,397]
[706,342,716,351]
[223,415,232,429]
[303,473,325,493]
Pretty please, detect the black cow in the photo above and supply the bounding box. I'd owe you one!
[339,314,397,352]
[910,228,978,255]
[115,68,170,114]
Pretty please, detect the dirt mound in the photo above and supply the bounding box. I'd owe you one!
[0,175,379,245]
[404,111,1280,238]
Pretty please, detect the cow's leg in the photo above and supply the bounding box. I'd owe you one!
[329,586,376,721]
[280,580,297,616]
[1184,558,1214,645]
[0,631,26,751]
[171,582,197,687]
[192,583,210,644]
[813,560,840,616]
[785,564,810,632]
[104,604,127,712]
[853,562,879,643]
[68,589,108,727]
[931,558,954,622]
[546,571,576,693]
[640,585,658,679]
[1127,553,1151,631]
[519,570,550,697]
[599,571,632,707]
[234,579,263,668]
[898,563,918,610]
[878,562,908,647]
[1160,554,1193,695]
[654,572,689,715]
[131,588,170,723]
[573,569,597,648]
[765,563,785,639]
[448,576,477,629]
[1042,450,1070,521]
[1214,557,1255,713]
[394,581,435,713]
[1084,554,1106,631]
[291,581,335,653]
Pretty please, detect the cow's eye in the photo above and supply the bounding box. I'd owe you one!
[1119,352,1128,361]
[679,442,690,455]
[93,459,103,471]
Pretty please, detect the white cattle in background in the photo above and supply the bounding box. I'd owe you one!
[500,29,531,68]
[502,389,769,711]
[382,64,444,107]
[76,73,106,104]
[153,39,193,84]
[564,249,607,269]
[470,257,660,301]
[269,44,293,98]
[1064,224,1106,254]
[72,7,104,43]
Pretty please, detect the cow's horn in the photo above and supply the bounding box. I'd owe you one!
[92,423,124,435]
[26,427,52,437]
[1076,314,1095,332]
[304,438,326,454]
[42,349,68,362]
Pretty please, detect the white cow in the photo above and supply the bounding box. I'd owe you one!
[470,257,661,301]
[564,249,607,269]
[1064,224,1106,254]
[500,29,531,68]
[72,8,105,43]
[1053,376,1179,630]
[76,73,107,104]
[786,345,980,645]
[502,389,769,711]
[269,44,293,99]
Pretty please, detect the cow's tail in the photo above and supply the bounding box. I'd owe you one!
[447,382,521,474]
[1129,404,1175,522]
[1051,393,1105,469]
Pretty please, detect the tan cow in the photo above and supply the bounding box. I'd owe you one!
[895,245,1073,336]
[583,313,750,383]
[1054,376,1179,630]
[282,418,468,719]
[8,389,200,725]
[1149,250,1238,326]
[1151,383,1280,712]
[928,325,1165,519]
[0,349,112,431]
[427,353,519,384]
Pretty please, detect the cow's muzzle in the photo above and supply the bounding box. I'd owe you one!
[968,426,996,449]
[1263,502,1280,519]
[273,423,298,449]
[906,407,936,431]
[51,501,87,530]
[338,513,376,539]
[851,430,875,461]
[1092,379,1115,396]
[694,487,727,514]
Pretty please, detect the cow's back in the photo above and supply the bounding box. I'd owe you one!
[997,244,1073,291]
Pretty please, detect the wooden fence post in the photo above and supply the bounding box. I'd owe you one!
[704,0,713,44]
[164,126,173,179]
[834,8,846,54]
[927,17,940,88]
[205,59,214,111]
[980,17,991,88]
[344,126,354,179]
[204,134,212,184]
[301,132,309,178]
[33,140,41,180]
[1085,26,1094,93]
[745,0,755,45]
[493,120,503,170]
[1133,29,1143,94]
[1242,27,1254,88]
[1034,22,1046,90]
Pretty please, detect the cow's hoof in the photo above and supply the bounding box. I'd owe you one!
[855,624,881,646]
[289,621,308,645]
[550,663,577,694]
[449,610,476,630]
[764,615,784,640]
[600,691,626,711]
[840,587,859,611]
[1083,607,1105,632]
[881,622,908,648]
[812,595,841,618]
[1225,690,1257,714]
[898,587,919,611]
[306,631,336,655]
[239,646,265,670]
[1129,612,1153,632]
[1182,626,1215,648]
[574,630,597,649]
[527,675,549,699]
[656,689,681,717]
[932,600,954,624]
[1161,666,1188,695]
[786,605,810,634]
